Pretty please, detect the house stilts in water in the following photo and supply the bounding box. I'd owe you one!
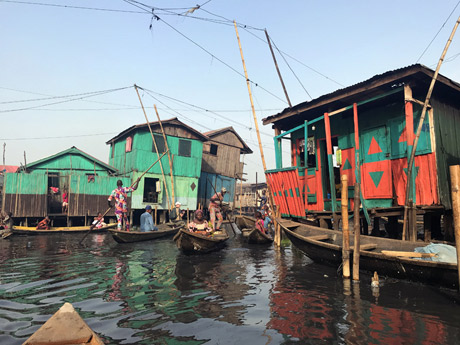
[106,117,208,223]
[1,147,126,227]
[198,127,253,211]
[263,64,460,241]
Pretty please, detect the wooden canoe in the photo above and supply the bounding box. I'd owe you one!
[247,228,273,244]
[234,215,273,244]
[173,226,229,254]
[12,223,116,235]
[109,223,182,243]
[278,219,458,289]
[23,302,104,345]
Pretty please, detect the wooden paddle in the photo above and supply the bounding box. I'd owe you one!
[79,151,168,244]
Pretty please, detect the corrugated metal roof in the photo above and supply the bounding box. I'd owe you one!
[263,64,460,126]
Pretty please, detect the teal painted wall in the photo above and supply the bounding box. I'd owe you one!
[109,130,203,178]
[28,154,111,176]
[130,171,199,211]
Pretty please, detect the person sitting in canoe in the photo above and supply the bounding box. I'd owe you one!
[169,202,185,226]
[140,205,158,232]
[255,211,267,234]
[188,209,212,235]
[36,216,50,230]
[92,212,107,229]
[262,204,273,233]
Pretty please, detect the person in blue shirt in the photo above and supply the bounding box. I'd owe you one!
[140,205,158,232]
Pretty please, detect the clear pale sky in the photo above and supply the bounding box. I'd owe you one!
[1,0,459,182]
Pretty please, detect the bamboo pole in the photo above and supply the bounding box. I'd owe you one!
[134,85,171,210]
[352,183,361,281]
[153,104,175,206]
[403,15,460,236]
[264,29,292,107]
[341,175,350,278]
[233,21,276,228]
[449,165,460,291]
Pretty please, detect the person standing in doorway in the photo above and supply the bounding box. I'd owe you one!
[209,187,226,231]
[140,205,158,232]
[108,179,139,232]
[62,188,69,214]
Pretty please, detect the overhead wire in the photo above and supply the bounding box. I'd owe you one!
[416,0,460,63]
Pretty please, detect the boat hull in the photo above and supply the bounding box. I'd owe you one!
[12,223,116,235]
[247,228,273,244]
[109,224,181,243]
[23,302,103,345]
[280,220,458,289]
[174,228,229,254]
[234,215,273,244]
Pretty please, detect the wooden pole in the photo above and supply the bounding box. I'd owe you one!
[264,29,292,107]
[153,104,175,206]
[240,177,243,216]
[449,165,460,291]
[154,205,158,226]
[233,21,275,218]
[134,85,171,210]
[352,183,361,281]
[341,175,350,278]
[403,15,460,235]
[187,207,189,225]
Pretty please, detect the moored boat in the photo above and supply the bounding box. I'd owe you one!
[109,223,182,243]
[247,228,273,244]
[278,219,458,289]
[23,302,104,345]
[234,215,273,244]
[173,224,229,254]
[12,223,116,235]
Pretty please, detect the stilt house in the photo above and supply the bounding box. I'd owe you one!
[106,117,208,222]
[1,147,126,226]
[263,64,460,240]
[198,127,252,210]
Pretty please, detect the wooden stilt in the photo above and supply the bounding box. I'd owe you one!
[352,183,361,281]
[187,207,189,224]
[341,175,350,278]
[449,165,460,291]
[154,206,158,226]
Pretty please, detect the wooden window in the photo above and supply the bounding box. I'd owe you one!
[178,139,191,157]
[210,144,218,155]
[125,136,133,153]
[143,177,160,203]
[152,134,166,153]
[111,143,114,158]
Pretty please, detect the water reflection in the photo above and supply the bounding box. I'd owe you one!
[0,234,459,344]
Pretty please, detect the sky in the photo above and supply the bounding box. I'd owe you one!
[1,0,460,182]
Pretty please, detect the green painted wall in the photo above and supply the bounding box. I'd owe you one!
[28,154,111,176]
[4,173,47,194]
[432,98,460,210]
[71,175,131,195]
[109,131,203,178]
[130,171,198,211]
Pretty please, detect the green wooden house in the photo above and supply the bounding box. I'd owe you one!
[106,117,208,222]
[263,64,460,241]
[1,146,128,226]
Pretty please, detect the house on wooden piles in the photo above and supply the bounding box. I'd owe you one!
[1,147,127,226]
[262,64,460,241]
[198,127,253,211]
[106,117,208,223]
[235,182,267,213]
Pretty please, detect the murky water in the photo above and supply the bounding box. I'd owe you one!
[1,232,459,344]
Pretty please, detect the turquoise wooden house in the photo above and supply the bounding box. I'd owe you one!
[106,117,208,222]
[1,146,127,226]
[263,64,460,241]
[198,127,252,210]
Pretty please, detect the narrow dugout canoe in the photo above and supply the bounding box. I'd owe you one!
[234,215,273,244]
[109,223,183,243]
[23,302,104,345]
[173,226,229,254]
[278,219,458,289]
[12,223,116,235]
